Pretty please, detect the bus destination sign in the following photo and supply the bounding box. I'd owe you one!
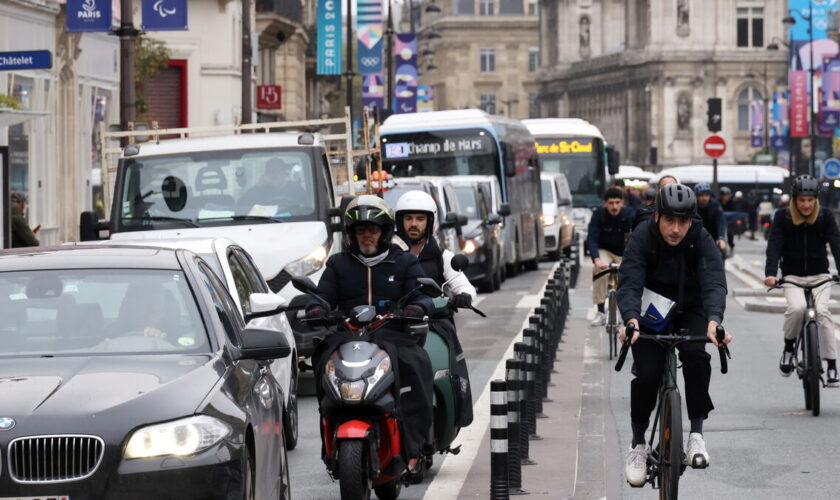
[384,135,493,159]
[535,138,594,155]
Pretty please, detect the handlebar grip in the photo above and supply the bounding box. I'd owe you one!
[614,324,634,372]
[716,325,729,374]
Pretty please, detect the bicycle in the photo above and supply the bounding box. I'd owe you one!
[615,324,730,499]
[769,275,839,417]
[593,262,620,360]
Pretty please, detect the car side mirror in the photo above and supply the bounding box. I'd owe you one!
[244,293,288,323]
[497,203,512,217]
[417,277,443,297]
[450,254,469,273]
[235,326,292,360]
[558,198,572,207]
[606,145,620,175]
[440,211,458,229]
[457,214,468,227]
[486,213,502,225]
[79,211,109,241]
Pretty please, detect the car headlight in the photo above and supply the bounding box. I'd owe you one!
[283,243,329,276]
[124,415,231,459]
[464,234,485,254]
[542,215,556,227]
[365,355,391,398]
[339,380,366,402]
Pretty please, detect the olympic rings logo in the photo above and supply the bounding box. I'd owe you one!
[361,57,380,67]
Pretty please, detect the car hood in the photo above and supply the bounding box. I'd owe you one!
[0,354,222,432]
[110,221,329,280]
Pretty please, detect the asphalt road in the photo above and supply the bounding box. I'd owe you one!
[287,261,556,500]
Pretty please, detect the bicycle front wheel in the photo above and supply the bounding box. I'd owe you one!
[805,323,821,416]
[659,389,682,500]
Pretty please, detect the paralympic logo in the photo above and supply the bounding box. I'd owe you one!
[153,0,177,18]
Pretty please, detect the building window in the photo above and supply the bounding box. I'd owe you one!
[737,6,764,47]
[480,48,496,73]
[737,87,763,131]
[528,93,540,118]
[528,0,538,16]
[479,0,494,15]
[480,93,496,114]
[528,47,540,73]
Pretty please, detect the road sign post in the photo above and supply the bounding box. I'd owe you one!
[704,135,727,197]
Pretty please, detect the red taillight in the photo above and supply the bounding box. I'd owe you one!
[764,222,771,227]
[736,220,742,225]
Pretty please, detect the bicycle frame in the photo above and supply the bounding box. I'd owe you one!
[594,263,620,359]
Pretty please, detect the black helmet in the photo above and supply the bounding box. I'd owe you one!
[344,195,396,253]
[720,186,732,197]
[643,187,657,202]
[792,175,820,197]
[656,183,697,218]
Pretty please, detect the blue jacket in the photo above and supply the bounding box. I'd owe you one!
[586,207,632,260]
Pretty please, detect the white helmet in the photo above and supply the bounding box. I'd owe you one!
[734,190,744,199]
[395,190,438,241]
[780,194,791,204]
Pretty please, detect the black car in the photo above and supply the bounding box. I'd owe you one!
[451,180,504,292]
[0,246,292,499]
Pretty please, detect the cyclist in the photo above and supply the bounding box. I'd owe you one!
[617,183,731,486]
[764,175,840,386]
[588,186,632,326]
[632,175,678,230]
[694,183,727,252]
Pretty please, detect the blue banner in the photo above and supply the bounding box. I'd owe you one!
[788,0,838,41]
[317,0,343,75]
[394,34,417,114]
[359,39,383,74]
[0,51,52,71]
[66,0,112,33]
[142,0,188,31]
[357,1,383,75]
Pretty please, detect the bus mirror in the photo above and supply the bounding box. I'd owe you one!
[498,203,512,217]
[607,146,620,175]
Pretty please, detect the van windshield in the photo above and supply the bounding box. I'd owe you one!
[118,148,318,230]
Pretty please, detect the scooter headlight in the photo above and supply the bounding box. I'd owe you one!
[339,380,367,402]
[365,355,392,398]
[325,359,341,395]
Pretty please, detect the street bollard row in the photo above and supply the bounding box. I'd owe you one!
[490,261,573,499]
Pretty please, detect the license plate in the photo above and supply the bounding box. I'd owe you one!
[0,496,69,500]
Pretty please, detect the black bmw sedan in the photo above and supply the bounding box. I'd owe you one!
[0,246,292,499]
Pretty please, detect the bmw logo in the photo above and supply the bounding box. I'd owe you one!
[0,417,15,431]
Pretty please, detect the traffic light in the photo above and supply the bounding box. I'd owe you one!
[707,98,722,133]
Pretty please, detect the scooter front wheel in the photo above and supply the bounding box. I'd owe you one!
[339,439,372,500]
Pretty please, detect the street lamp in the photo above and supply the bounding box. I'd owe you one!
[786,7,818,176]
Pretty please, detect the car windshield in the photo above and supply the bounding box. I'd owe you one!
[541,180,555,203]
[0,269,210,357]
[454,186,481,220]
[382,185,426,208]
[118,148,317,230]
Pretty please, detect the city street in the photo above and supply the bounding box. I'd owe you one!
[289,237,840,499]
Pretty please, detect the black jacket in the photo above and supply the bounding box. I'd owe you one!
[765,207,840,278]
[586,207,631,259]
[11,206,38,248]
[618,218,727,325]
[400,235,445,285]
[316,245,433,316]
[697,199,727,241]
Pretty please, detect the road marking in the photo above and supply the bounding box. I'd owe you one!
[422,266,557,499]
[515,293,543,309]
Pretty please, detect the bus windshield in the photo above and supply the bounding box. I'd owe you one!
[381,129,499,178]
[535,137,604,207]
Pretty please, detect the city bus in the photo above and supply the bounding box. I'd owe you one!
[380,109,544,273]
[522,118,620,223]
[654,165,790,202]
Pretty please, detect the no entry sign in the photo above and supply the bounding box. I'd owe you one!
[703,135,726,158]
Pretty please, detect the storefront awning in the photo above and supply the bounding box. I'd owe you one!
[0,109,49,128]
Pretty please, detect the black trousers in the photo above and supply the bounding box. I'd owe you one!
[630,310,714,426]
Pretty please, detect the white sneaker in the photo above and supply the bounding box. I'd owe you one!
[590,312,605,327]
[685,432,709,468]
[624,444,647,487]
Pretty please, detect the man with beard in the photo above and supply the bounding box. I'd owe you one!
[588,186,632,326]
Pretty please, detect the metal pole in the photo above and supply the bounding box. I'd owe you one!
[410,0,416,33]
[386,0,394,116]
[119,0,137,139]
[809,3,816,176]
[712,157,719,197]
[346,0,354,120]
[764,61,770,153]
[242,0,253,125]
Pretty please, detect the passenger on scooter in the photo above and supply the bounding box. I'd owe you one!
[306,195,434,470]
[395,190,476,427]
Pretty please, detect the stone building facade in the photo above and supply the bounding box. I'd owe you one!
[538,0,789,168]
[414,0,541,119]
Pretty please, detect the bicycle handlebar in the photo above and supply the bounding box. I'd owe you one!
[593,264,620,280]
[615,324,730,374]
[768,275,840,292]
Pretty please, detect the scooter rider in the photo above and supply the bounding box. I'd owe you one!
[395,189,476,427]
[764,175,840,386]
[617,184,731,486]
[306,195,434,469]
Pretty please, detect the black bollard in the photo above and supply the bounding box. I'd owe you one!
[522,329,546,428]
[505,359,529,495]
[513,342,536,465]
[490,380,510,500]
